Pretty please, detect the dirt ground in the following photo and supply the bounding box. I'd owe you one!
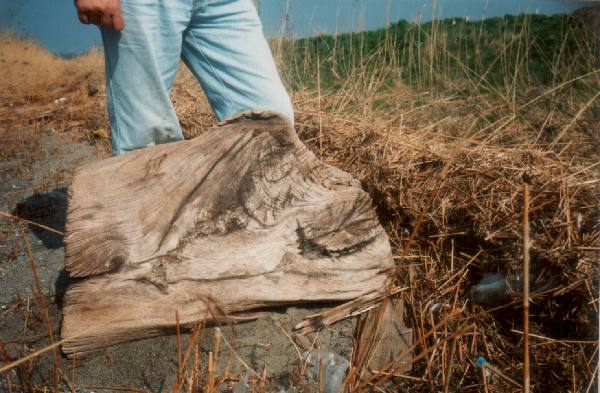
[0,120,357,393]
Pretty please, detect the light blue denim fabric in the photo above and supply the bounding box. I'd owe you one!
[101,0,293,156]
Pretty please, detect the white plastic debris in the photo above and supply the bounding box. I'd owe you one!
[304,349,350,393]
[233,373,248,393]
[430,303,451,313]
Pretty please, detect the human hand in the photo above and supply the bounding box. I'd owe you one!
[74,0,124,31]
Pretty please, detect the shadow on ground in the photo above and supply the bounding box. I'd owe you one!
[11,187,82,307]
[13,187,68,249]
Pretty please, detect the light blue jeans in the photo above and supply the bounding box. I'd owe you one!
[101,0,293,156]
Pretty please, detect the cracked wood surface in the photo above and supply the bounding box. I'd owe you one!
[61,111,393,358]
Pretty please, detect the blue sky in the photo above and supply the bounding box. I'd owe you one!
[0,0,590,56]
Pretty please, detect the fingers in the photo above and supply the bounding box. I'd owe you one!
[100,14,113,29]
[100,14,124,31]
[89,13,102,26]
[112,14,125,31]
[77,11,90,25]
[74,0,124,30]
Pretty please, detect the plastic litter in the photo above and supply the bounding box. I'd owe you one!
[471,273,553,306]
[471,273,524,305]
[475,357,492,382]
[304,349,350,393]
[430,303,451,313]
[233,373,248,393]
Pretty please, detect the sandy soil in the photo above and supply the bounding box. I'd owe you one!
[0,123,356,393]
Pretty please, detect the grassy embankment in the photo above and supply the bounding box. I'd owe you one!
[1,11,599,392]
[273,12,598,159]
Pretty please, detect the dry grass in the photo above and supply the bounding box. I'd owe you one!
[1,14,599,392]
[0,29,111,166]
[270,18,599,389]
[0,31,66,102]
[288,89,599,391]
[0,30,105,105]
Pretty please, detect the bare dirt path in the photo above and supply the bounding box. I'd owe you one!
[0,120,356,393]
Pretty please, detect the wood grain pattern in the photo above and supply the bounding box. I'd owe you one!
[358,298,413,374]
[61,111,393,358]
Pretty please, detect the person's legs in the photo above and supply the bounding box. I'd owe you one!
[101,0,190,155]
[181,0,294,124]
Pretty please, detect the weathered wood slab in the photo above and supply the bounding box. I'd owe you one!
[358,298,413,374]
[61,111,393,358]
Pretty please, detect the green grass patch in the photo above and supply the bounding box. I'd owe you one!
[273,13,596,97]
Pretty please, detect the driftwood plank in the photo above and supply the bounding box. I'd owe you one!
[61,111,393,357]
[358,298,413,374]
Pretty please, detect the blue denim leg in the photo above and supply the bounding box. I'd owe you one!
[181,0,294,124]
[102,0,192,155]
[102,0,293,156]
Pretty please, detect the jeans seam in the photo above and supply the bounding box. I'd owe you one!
[101,28,121,154]
[188,32,238,116]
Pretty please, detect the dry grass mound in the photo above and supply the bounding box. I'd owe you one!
[0,30,110,164]
[0,30,104,104]
[288,76,599,389]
